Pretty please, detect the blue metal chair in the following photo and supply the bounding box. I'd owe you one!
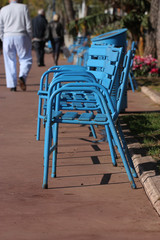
[44,49,137,174]
[42,81,136,189]
[36,69,96,140]
[41,49,137,189]
[86,45,123,108]
[109,50,137,175]
[36,44,123,140]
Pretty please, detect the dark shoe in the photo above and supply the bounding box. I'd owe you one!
[38,63,45,67]
[10,87,17,92]
[18,77,26,91]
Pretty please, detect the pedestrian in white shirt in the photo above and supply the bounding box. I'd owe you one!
[0,0,32,91]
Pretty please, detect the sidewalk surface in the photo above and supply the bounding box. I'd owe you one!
[0,52,160,240]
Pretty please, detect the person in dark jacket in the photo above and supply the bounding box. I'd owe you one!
[48,14,64,65]
[32,9,48,66]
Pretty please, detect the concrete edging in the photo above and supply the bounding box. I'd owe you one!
[126,137,160,216]
[141,86,160,105]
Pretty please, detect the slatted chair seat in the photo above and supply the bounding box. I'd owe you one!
[84,102,97,108]
[60,101,97,110]
[51,111,108,123]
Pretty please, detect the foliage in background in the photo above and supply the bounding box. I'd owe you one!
[67,13,121,37]
[120,0,150,41]
[27,0,48,18]
[72,0,106,17]
[0,0,154,55]
[0,0,151,40]
[66,0,150,42]
[132,55,160,77]
[0,1,48,18]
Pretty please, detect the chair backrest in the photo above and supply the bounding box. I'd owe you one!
[87,44,123,107]
[116,50,132,114]
[130,41,137,68]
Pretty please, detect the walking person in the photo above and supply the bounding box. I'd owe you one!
[47,14,64,65]
[0,0,32,92]
[32,9,48,67]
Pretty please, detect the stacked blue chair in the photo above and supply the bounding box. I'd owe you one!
[91,29,129,112]
[36,67,95,140]
[52,49,136,173]
[119,41,138,111]
[37,28,128,132]
[36,29,138,189]
[36,44,123,140]
[41,49,137,189]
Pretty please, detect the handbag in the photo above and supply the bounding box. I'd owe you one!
[44,25,52,42]
[62,46,71,58]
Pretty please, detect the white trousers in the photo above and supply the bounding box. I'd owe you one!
[3,35,32,88]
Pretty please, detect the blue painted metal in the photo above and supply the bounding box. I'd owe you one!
[92,28,127,49]
[51,50,137,176]
[36,44,123,140]
[42,82,136,189]
[129,41,138,92]
[91,28,128,111]
[37,29,138,190]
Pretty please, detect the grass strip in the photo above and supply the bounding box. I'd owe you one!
[120,112,160,171]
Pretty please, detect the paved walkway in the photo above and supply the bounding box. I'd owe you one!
[0,52,160,240]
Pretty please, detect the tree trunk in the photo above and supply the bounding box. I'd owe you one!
[144,0,159,57]
[46,0,54,22]
[63,0,75,23]
[156,0,160,66]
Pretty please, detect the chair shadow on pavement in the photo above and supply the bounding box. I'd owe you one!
[48,179,142,190]
[46,146,142,190]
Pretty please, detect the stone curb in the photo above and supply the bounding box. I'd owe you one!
[126,130,160,216]
[126,86,160,215]
[141,86,160,105]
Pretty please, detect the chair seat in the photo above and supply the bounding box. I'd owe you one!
[52,110,108,124]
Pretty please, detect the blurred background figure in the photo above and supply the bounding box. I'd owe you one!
[0,0,32,92]
[47,14,64,65]
[32,9,48,67]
